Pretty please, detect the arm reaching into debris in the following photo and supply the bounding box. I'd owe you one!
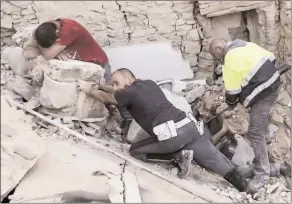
[78,82,118,105]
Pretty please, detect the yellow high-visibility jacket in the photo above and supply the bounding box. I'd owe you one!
[222,40,280,108]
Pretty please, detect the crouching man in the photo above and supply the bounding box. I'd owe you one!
[78,68,249,192]
[23,18,133,135]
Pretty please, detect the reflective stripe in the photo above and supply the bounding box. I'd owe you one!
[241,56,276,88]
[226,88,242,95]
[243,71,280,107]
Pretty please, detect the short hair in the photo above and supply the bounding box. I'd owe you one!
[209,38,227,54]
[113,68,136,79]
[35,22,58,48]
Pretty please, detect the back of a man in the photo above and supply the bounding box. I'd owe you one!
[54,18,108,65]
[115,79,186,136]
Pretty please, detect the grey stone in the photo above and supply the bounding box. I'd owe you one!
[8,76,35,101]
[186,29,200,41]
[270,110,284,126]
[231,134,255,166]
[40,75,78,110]
[185,85,205,103]
[277,90,291,106]
[1,14,13,29]
[8,47,33,76]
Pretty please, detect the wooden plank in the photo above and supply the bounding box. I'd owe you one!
[123,171,142,203]
[206,2,271,17]
[198,1,268,17]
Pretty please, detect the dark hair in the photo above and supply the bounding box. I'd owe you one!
[35,22,58,48]
[114,68,136,79]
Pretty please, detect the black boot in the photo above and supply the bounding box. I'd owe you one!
[174,150,194,179]
[224,168,248,192]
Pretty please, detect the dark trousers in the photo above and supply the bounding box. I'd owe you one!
[129,122,234,177]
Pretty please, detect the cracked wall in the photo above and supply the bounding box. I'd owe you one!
[1,1,201,71]
[1,1,291,78]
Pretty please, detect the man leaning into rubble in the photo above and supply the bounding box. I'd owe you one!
[23,18,133,135]
[78,68,251,192]
[209,38,291,193]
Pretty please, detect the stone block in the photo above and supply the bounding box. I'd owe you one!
[9,76,35,101]
[186,29,200,41]
[12,25,38,47]
[131,26,156,38]
[183,41,201,54]
[277,90,291,106]
[172,3,193,14]
[1,14,13,29]
[40,74,78,110]
[185,85,206,103]
[7,47,33,76]
[270,110,284,126]
[45,59,105,83]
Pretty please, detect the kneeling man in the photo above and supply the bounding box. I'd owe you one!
[78,68,248,192]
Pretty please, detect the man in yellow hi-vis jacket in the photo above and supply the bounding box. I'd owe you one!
[209,39,285,193]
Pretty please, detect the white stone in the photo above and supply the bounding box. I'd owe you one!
[20,7,35,16]
[186,29,200,41]
[40,74,78,110]
[183,41,201,54]
[131,26,156,38]
[1,14,13,29]
[7,47,33,76]
[8,76,35,101]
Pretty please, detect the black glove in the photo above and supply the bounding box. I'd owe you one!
[192,108,203,121]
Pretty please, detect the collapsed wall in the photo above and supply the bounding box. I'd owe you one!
[1,1,291,77]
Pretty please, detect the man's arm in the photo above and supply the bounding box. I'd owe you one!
[38,43,67,60]
[87,89,118,105]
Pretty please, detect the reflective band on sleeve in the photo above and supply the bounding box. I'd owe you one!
[241,56,276,88]
[226,88,242,95]
[243,71,280,107]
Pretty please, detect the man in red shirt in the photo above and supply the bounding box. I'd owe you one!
[28,18,133,134]
[32,18,111,82]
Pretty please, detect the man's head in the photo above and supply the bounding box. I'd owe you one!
[35,22,58,48]
[111,68,136,91]
[209,38,228,60]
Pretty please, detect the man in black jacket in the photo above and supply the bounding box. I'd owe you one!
[78,68,248,192]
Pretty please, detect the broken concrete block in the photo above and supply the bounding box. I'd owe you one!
[7,47,33,76]
[8,76,35,101]
[40,74,78,109]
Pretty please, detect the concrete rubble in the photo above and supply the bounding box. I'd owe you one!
[1,0,291,203]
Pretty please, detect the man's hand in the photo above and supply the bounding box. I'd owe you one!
[77,81,95,94]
